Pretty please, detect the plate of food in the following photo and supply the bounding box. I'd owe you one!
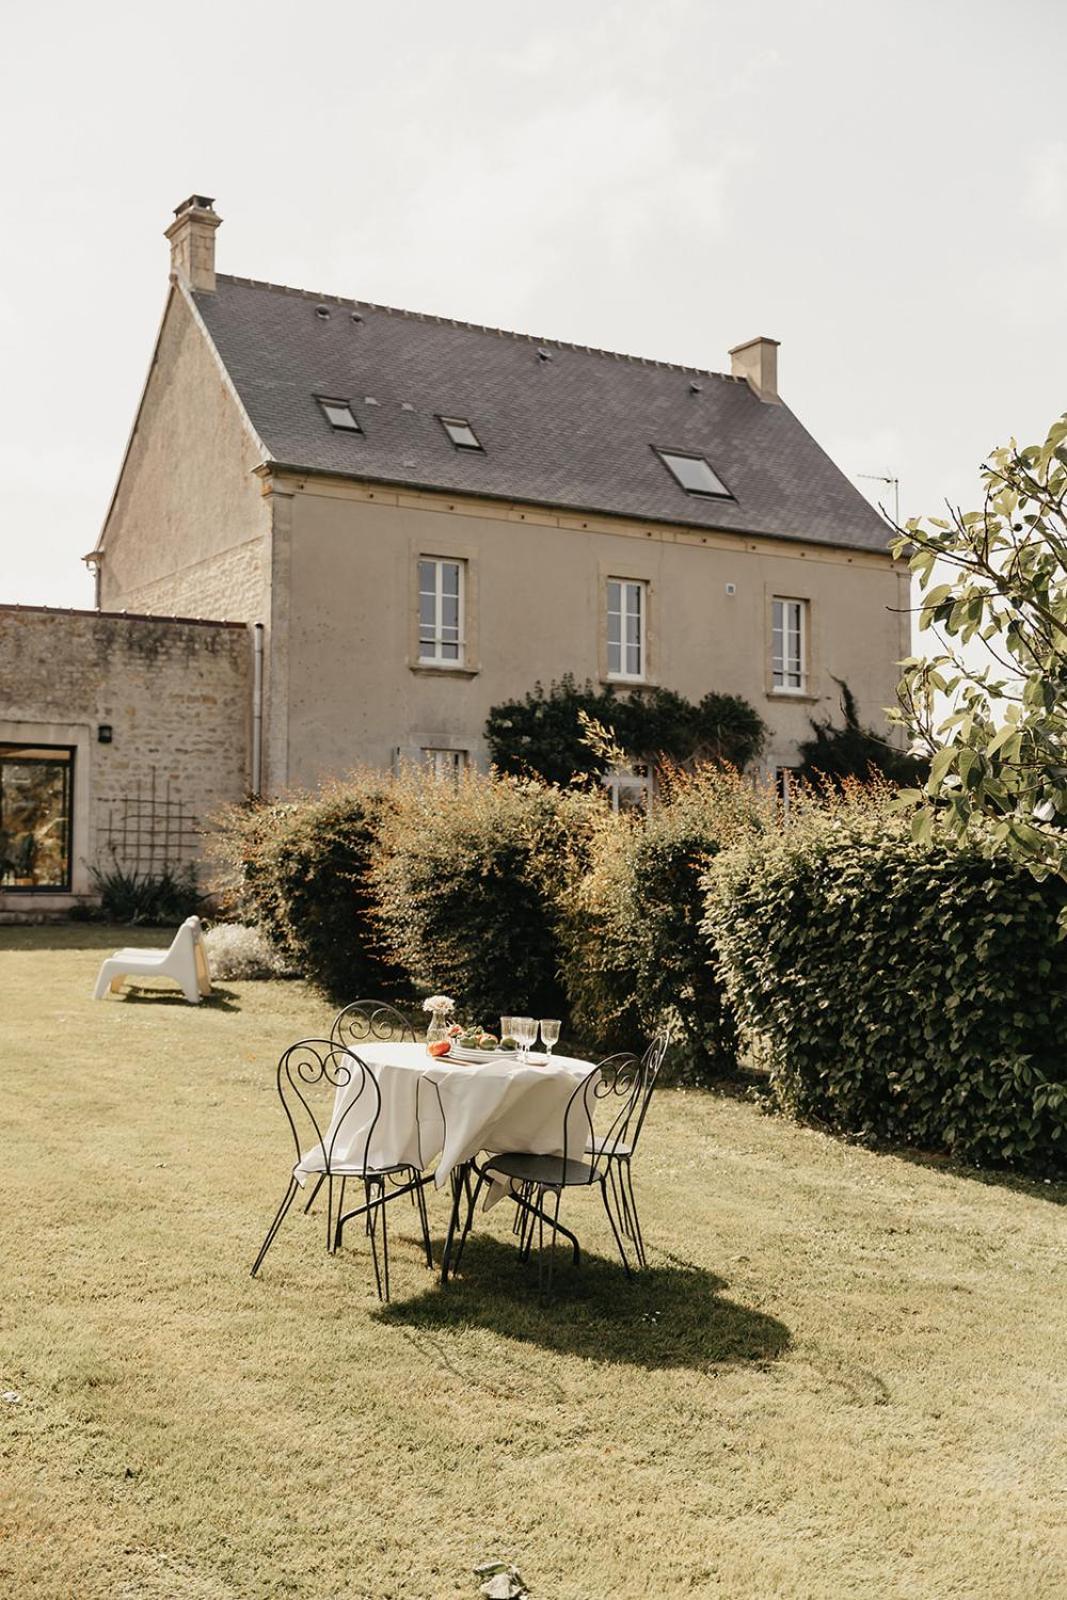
[431,1027,523,1065]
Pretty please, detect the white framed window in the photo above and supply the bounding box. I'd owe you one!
[603,763,652,814]
[418,558,465,666]
[422,748,468,782]
[772,597,807,692]
[607,578,646,680]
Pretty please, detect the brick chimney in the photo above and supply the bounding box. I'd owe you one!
[165,195,221,292]
[729,336,780,403]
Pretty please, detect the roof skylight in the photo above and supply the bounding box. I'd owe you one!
[317,397,362,433]
[655,448,731,498]
[438,416,484,452]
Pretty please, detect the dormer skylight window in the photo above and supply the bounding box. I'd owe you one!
[438,416,483,452]
[317,397,362,433]
[655,448,731,498]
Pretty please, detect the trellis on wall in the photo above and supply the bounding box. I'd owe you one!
[96,769,200,874]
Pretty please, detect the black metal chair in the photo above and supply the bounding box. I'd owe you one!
[584,1030,670,1267]
[250,1037,432,1300]
[455,1052,648,1297]
[330,999,416,1050]
[298,999,420,1221]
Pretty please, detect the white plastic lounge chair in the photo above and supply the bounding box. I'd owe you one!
[92,915,212,1003]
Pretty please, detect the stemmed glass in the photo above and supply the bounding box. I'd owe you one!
[513,1016,536,1063]
[500,1016,515,1048]
[540,1019,561,1063]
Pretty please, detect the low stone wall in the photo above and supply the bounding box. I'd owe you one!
[0,605,251,910]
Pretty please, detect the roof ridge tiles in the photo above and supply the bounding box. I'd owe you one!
[214,273,731,381]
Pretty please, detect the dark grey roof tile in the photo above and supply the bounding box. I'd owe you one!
[193,276,890,553]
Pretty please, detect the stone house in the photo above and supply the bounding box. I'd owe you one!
[1,193,907,910]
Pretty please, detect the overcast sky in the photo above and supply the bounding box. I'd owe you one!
[2,0,1065,609]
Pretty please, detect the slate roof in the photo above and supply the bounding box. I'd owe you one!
[193,274,891,554]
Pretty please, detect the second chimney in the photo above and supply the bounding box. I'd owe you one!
[165,195,222,293]
[729,336,780,403]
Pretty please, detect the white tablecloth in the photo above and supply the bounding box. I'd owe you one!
[293,1041,598,1191]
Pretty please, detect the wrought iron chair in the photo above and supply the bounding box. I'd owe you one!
[250,1037,432,1300]
[455,1052,647,1297]
[584,1030,670,1267]
[299,999,420,1220]
[330,999,416,1050]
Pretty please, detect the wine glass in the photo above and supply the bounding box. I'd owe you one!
[514,1016,535,1063]
[500,1016,515,1048]
[540,1019,561,1063]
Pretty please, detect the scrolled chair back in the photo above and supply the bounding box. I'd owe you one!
[629,1027,671,1150]
[275,1037,383,1177]
[330,999,416,1052]
[562,1051,646,1180]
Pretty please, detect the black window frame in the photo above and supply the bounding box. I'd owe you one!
[0,742,75,894]
[316,395,363,434]
[437,415,485,453]
[653,446,733,500]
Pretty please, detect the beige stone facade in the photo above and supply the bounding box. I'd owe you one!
[0,606,250,912]
[264,474,908,792]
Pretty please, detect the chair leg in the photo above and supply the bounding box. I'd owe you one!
[251,1177,299,1277]
[622,1159,646,1267]
[452,1171,485,1271]
[380,1179,390,1302]
[332,1176,347,1252]
[606,1161,630,1246]
[414,1174,434,1269]
[303,1174,325,1215]
[599,1176,633,1281]
[539,1187,562,1302]
[326,1175,336,1253]
[365,1179,384,1301]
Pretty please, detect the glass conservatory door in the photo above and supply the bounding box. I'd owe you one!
[0,744,74,890]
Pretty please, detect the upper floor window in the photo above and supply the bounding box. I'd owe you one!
[655,448,731,498]
[438,416,484,452]
[772,597,807,692]
[607,578,646,681]
[316,396,362,433]
[419,558,465,666]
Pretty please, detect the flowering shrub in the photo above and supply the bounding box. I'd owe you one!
[203,922,299,981]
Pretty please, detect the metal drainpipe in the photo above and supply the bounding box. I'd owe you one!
[251,623,264,798]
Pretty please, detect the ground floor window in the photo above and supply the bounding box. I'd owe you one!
[603,763,652,813]
[0,744,74,890]
[422,747,468,782]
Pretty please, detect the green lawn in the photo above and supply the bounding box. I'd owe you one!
[1,926,1064,1599]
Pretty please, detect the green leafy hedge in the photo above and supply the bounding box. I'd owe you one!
[486,675,766,785]
[560,766,773,1079]
[209,781,407,1001]
[371,770,597,1024]
[706,799,1067,1175]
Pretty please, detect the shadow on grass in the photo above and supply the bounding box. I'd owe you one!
[119,984,242,1013]
[0,923,175,952]
[376,1234,791,1371]
[887,1145,1066,1205]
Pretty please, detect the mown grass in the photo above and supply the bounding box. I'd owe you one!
[1,925,1064,1599]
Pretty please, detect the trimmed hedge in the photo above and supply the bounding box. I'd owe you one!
[706,799,1067,1175]
[209,780,407,1001]
[560,766,773,1079]
[371,770,597,1024]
